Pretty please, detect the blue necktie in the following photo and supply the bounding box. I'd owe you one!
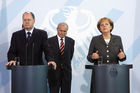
[27,32,31,41]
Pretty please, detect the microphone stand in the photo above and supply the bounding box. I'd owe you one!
[25,42,28,65]
[32,43,34,65]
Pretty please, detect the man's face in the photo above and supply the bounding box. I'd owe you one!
[23,13,35,31]
[57,24,68,38]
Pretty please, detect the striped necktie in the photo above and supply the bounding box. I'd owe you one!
[60,38,64,55]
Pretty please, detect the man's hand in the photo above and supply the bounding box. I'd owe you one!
[48,61,56,70]
[6,60,16,69]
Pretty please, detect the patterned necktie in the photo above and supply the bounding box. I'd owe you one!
[60,38,64,55]
[27,32,31,41]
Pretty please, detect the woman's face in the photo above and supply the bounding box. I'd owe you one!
[99,20,112,34]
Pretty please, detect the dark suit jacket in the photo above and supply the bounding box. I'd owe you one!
[87,34,126,64]
[7,28,53,65]
[47,35,75,85]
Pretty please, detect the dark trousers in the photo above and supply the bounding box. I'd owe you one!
[48,67,72,93]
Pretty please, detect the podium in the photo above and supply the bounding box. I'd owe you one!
[11,65,48,93]
[85,64,132,93]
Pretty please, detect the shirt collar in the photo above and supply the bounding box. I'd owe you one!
[25,27,34,35]
[57,35,65,41]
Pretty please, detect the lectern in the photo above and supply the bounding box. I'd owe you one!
[11,65,48,93]
[85,64,132,93]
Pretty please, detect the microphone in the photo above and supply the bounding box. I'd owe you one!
[25,31,31,65]
[15,57,20,66]
[32,42,34,65]
[25,42,28,65]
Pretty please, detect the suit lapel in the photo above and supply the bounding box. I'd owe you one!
[109,34,114,43]
[54,36,60,52]
[97,35,108,55]
[98,35,107,46]
[109,35,116,46]
[64,37,69,55]
[20,29,27,45]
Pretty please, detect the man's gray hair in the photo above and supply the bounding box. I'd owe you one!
[57,22,68,30]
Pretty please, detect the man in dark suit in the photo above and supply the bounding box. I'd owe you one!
[48,22,75,93]
[6,12,56,68]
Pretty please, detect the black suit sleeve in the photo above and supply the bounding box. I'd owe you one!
[7,33,17,61]
[87,37,98,63]
[42,31,54,62]
[118,37,126,61]
[70,39,75,60]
